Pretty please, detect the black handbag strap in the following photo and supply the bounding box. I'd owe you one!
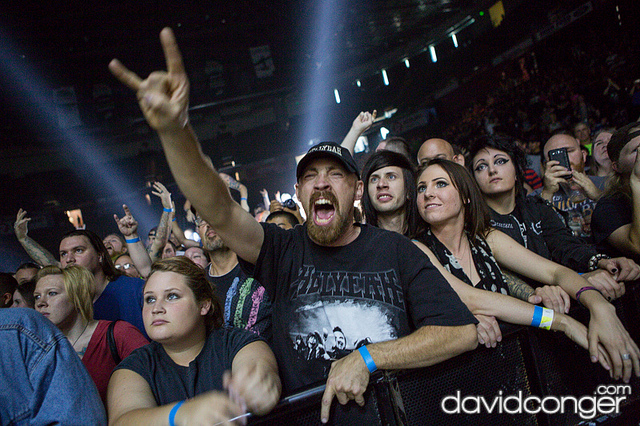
[107,320,122,365]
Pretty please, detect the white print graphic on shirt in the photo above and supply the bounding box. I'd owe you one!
[289,297,400,362]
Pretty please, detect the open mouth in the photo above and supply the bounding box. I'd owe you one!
[313,198,336,226]
[377,193,392,202]
[425,203,441,209]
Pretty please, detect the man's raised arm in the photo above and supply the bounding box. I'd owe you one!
[109,28,263,264]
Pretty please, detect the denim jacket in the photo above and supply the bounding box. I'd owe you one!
[0,308,107,426]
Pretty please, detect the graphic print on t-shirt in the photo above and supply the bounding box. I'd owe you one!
[287,264,405,362]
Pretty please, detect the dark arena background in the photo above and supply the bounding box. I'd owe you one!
[1,1,640,424]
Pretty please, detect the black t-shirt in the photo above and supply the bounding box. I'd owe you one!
[206,263,272,341]
[489,195,596,272]
[592,193,632,258]
[239,222,476,393]
[115,327,260,406]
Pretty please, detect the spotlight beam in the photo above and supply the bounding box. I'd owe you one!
[0,30,158,232]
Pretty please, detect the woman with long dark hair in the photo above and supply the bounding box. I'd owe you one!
[414,159,640,382]
[468,135,639,302]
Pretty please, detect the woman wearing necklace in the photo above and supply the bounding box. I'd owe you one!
[34,265,148,404]
[415,159,640,383]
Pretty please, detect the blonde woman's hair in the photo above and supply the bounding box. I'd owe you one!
[35,265,95,323]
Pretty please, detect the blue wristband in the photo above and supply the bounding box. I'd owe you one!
[125,237,140,244]
[531,305,543,328]
[358,345,377,373]
[168,400,184,426]
[163,207,173,213]
[172,217,177,222]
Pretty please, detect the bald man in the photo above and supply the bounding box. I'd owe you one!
[417,138,465,166]
[538,133,605,238]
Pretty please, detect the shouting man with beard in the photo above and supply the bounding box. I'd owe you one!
[109,28,478,423]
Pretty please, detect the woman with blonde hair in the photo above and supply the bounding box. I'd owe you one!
[34,265,148,404]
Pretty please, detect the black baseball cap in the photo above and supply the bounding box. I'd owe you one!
[608,122,640,163]
[296,142,360,180]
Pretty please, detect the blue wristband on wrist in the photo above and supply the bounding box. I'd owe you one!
[172,217,177,222]
[358,345,377,373]
[125,237,140,244]
[531,305,543,328]
[163,207,173,213]
[168,400,184,426]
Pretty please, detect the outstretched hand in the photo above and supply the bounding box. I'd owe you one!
[109,28,189,132]
[113,205,139,238]
[351,110,377,134]
[151,181,173,209]
[14,208,31,240]
[583,269,625,301]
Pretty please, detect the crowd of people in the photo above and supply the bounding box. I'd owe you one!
[3,26,640,425]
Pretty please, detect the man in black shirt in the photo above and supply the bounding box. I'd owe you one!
[109,28,477,423]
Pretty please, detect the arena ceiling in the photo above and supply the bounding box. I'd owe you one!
[0,0,495,151]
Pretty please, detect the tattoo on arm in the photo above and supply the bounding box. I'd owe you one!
[219,172,241,191]
[227,178,241,191]
[21,236,59,267]
[502,270,534,301]
[149,212,170,261]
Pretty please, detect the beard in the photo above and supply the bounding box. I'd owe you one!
[306,190,353,245]
[202,234,227,252]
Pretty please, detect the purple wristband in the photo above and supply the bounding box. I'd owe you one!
[576,286,601,305]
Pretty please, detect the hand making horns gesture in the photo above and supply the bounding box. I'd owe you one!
[109,28,189,132]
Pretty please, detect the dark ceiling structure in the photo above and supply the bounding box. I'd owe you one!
[0,0,495,151]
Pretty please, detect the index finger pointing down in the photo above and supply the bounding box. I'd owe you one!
[320,385,335,423]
